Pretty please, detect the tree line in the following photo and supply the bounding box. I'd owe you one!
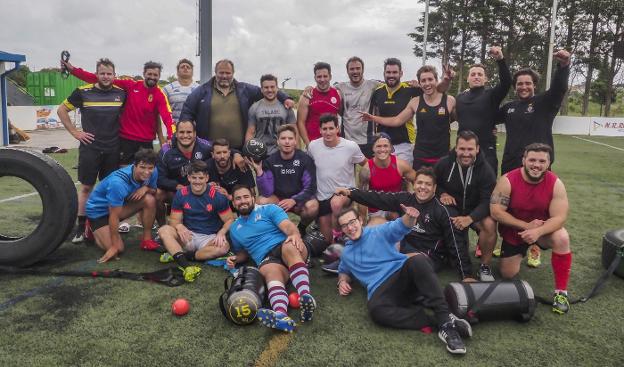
[408,0,624,116]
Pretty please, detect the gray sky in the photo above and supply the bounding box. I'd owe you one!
[0,0,428,88]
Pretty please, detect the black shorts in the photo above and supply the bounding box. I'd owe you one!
[78,146,119,185]
[119,138,153,165]
[500,240,548,258]
[359,143,374,159]
[87,215,110,232]
[318,197,333,217]
[258,242,311,269]
[412,157,438,170]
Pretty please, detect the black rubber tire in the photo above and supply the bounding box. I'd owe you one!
[602,229,624,278]
[0,147,77,266]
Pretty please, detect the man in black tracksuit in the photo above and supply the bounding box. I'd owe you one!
[498,49,571,175]
[455,46,511,174]
[434,131,497,281]
[336,167,474,280]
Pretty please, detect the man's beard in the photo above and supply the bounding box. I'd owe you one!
[523,166,546,182]
[145,79,158,88]
[236,203,254,215]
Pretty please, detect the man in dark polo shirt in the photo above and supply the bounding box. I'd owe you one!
[180,59,295,150]
[57,58,126,243]
[206,138,256,199]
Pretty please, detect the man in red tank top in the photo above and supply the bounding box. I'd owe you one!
[297,62,341,146]
[358,133,415,225]
[490,143,572,314]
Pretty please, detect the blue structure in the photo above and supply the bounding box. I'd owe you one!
[1,51,26,146]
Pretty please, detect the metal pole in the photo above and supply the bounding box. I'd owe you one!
[422,0,430,66]
[199,0,212,84]
[545,0,558,90]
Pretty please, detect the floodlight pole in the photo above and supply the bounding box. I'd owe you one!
[545,0,558,90]
[199,0,213,84]
[422,0,430,66]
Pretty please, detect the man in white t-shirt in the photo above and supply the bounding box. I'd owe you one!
[163,59,200,123]
[307,113,366,244]
[335,56,380,158]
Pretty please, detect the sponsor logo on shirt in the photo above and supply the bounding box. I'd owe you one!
[115,96,121,102]
[419,108,427,113]
[437,107,446,116]
[281,168,296,175]
[507,108,515,114]
[148,94,154,103]
[411,222,426,233]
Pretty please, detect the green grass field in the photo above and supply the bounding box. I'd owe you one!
[1,134,623,367]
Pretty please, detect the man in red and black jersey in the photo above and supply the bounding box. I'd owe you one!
[490,143,572,314]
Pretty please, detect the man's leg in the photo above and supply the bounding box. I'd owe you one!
[194,234,230,260]
[257,262,295,332]
[298,199,319,230]
[157,225,202,282]
[282,241,315,322]
[498,241,526,279]
[155,189,174,226]
[474,217,497,281]
[138,193,157,241]
[73,184,93,242]
[538,228,572,314]
[256,195,280,205]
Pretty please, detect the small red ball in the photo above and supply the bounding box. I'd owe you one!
[172,298,190,316]
[288,292,300,309]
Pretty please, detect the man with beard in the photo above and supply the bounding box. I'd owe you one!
[58,58,126,243]
[363,65,455,170]
[156,120,212,224]
[157,161,235,282]
[85,149,160,263]
[62,59,174,163]
[336,206,473,355]
[163,58,199,123]
[180,59,294,150]
[367,59,452,166]
[206,138,256,199]
[251,125,318,234]
[297,62,341,147]
[490,143,572,314]
[434,131,497,281]
[336,167,473,280]
[245,74,296,155]
[227,185,317,332]
[455,46,511,173]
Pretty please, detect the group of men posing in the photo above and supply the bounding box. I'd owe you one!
[56,47,574,355]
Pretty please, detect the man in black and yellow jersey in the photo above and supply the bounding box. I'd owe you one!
[368,58,452,167]
[58,58,127,243]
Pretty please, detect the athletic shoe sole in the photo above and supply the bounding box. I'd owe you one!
[299,294,316,323]
[257,309,295,333]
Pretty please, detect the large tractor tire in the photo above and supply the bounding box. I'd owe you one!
[0,148,77,266]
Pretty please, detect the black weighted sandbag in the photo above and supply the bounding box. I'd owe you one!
[602,229,624,278]
[444,280,536,323]
[219,266,267,325]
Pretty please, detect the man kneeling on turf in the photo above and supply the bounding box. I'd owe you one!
[226,185,316,332]
[157,160,235,282]
[86,148,160,263]
[336,206,473,355]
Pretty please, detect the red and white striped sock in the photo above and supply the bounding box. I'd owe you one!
[289,262,310,296]
[267,281,288,315]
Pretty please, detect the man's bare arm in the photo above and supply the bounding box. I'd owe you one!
[489,176,530,230]
[536,179,569,236]
[296,97,311,146]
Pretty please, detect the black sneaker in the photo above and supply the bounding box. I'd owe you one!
[438,321,467,355]
[320,259,340,275]
[478,264,495,282]
[449,313,473,338]
[71,226,85,244]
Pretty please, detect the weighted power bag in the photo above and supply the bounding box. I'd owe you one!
[444,280,536,323]
[219,266,267,325]
[601,229,624,278]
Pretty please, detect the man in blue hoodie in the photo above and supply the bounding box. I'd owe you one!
[336,205,473,355]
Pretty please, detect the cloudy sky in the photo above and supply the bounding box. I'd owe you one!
[0,0,429,88]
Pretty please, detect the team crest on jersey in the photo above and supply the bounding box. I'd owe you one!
[411,222,426,233]
[255,213,262,222]
[330,97,337,104]
[526,103,534,113]
[195,152,203,160]
[184,202,191,210]
[148,94,154,102]
[293,160,300,167]
[437,107,446,116]
[507,108,515,114]
[424,213,431,223]
[206,204,213,212]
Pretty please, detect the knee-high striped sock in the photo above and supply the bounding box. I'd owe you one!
[267,281,288,315]
[289,262,310,296]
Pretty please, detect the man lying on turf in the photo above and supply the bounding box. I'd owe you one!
[85,148,160,263]
[226,184,316,332]
[157,160,235,282]
[336,206,473,355]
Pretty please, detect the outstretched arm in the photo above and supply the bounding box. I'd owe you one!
[359,98,418,127]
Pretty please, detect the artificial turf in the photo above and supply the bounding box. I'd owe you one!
[0,133,623,366]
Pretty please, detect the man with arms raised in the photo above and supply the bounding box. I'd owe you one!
[85,149,160,263]
[297,62,341,147]
[245,74,296,155]
[307,114,366,245]
[455,46,511,173]
[434,131,497,281]
[157,161,235,282]
[490,143,572,314]
[250,125,318,235]
[336,206,473,355]
[58,58,126,243]
[227,185,317,332]
[163,58,199,123]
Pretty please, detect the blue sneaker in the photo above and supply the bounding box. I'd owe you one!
[299,294,317,323]
[256,308,296,333]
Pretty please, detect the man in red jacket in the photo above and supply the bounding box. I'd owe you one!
[62,59,174,165]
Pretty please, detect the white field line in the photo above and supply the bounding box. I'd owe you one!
[572,136,624,152]
[0,181,80,204]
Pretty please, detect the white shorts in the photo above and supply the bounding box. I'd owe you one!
[393,143,413,166]
[184,232,217,252]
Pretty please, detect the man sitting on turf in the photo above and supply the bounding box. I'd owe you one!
[226,185,316,332]
[490,143,573,314]
[157,160,235,282]
[336,206,473,355]
[156,120,212,225]
[85,148,160,263]
[250,124,319,235]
